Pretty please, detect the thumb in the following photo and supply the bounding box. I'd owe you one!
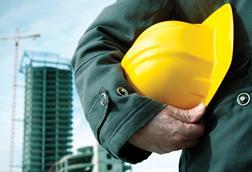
[167,103,206,123]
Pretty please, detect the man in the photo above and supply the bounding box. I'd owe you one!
[72,0,252,171]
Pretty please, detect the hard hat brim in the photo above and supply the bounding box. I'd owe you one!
[202,3,234,105]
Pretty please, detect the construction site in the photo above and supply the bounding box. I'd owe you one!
[0,29,132,172]
[10,48,132,172]
[20,51,73,171]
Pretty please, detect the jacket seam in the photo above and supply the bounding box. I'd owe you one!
[86,94,100,120]
[74,52,109,76]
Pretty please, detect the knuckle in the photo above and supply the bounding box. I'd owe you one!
[185,110,193,122]
[178,109,191,122]
[176,108,182,116]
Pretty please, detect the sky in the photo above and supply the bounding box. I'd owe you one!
[0,0,180,172]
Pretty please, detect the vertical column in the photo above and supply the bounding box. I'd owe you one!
[42,67,46,172]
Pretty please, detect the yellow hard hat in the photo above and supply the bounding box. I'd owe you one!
[121,4,233,109]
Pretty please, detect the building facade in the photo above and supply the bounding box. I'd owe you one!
[55,146,94,172]
[93,145,132,172]
[55,145,132,172]
[21,51,73,172]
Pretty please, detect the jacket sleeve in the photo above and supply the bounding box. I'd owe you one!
[72,0,174,164]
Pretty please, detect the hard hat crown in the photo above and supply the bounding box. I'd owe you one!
[121,4,233,109]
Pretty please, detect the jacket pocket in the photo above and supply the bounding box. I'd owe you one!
[86,87,109,144]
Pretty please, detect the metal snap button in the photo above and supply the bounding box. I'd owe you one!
[100,92,108,106]
[237,92,250,106]
[116,86,128,96]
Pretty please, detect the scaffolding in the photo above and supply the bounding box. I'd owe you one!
[20,51,73,172]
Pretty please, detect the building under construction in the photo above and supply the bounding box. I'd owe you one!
[20,51,73,172]
[55,145,132,172]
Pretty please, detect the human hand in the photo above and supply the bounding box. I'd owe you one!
[128,103,206,154]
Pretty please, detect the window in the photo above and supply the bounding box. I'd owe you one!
[107,164,113,170]
[107,154,112,159]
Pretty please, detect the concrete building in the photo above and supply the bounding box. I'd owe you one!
[93,145,132,172]
[55,145,132,172]
[21,51,73,172]
[55,146,93,172]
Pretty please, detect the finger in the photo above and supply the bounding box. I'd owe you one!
[166,103,206,123]
[178,122,205,139]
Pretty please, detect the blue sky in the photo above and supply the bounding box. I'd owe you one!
[0,1,180,172]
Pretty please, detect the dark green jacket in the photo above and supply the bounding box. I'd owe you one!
[72,0,252,171]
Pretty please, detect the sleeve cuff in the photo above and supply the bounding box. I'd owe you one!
[119,142,152,164]
[107,98,166,163]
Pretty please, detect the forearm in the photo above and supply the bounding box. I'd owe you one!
[72,0,174,163]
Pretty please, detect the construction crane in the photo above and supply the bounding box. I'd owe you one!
[0,28,40,172]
